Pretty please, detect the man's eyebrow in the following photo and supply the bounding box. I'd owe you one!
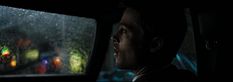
[119,22,134,30]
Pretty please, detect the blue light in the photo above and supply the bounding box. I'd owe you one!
[176,54,187,69]
[42,59,48,65]
[176,53,197,75]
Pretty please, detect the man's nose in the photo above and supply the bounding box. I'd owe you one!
[112,32,119,43]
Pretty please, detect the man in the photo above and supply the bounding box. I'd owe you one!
[112,1,196,81]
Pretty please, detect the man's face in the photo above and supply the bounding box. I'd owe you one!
[113,8,144,69]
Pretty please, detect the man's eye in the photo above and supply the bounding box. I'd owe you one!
[120,25,127,33]
[117,25,128,36]
[122,29,127,33]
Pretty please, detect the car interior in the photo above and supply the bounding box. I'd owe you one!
[0,0,230,81]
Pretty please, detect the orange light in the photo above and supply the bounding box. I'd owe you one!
[10,60,17,68]
[2,51,10,56]
[55,57,61,63]
[52,57,62,69]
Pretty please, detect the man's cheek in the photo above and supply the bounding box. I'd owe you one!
[119,39,128,52]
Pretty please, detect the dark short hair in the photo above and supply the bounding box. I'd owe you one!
[121,0,187,65]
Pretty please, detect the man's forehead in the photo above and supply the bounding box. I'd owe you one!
[120,8,140,28]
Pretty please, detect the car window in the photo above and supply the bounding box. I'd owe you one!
[0,5,96,76]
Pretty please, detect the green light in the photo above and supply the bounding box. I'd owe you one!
[69,50,87,74]
[1,46,10,56]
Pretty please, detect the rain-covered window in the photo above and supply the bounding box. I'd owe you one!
[0,6,96,76]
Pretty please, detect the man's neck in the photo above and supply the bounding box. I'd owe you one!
[134,64,173,76]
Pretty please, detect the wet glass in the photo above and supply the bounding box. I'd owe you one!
[0,6,96,76]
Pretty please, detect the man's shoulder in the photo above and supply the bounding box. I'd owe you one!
[135,65,197,82]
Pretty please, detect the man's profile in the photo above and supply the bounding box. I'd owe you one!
[112,1,196,81]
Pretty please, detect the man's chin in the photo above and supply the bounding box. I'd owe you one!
[116,65,129,69]
[115,62,134,69]
[116,61,126,69]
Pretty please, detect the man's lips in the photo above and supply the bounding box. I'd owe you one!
[113,40,119,56]
[112,36,120,58]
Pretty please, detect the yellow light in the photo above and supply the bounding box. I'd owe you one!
[2,50,10,56]
[25,49,39,61]
[69,50,87,74]
[70,54,82,73]
[10,60,17,68]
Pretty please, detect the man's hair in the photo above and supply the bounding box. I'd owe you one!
[121,0,187,65]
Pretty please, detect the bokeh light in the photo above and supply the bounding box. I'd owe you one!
[1,46,10,56]
[69,50,87,74]
[42,59,48,65]
[25,49,39,61]
[52,56,62,69]
[10,59,17,68]
[0,46,14,64]
[36,64,47,74]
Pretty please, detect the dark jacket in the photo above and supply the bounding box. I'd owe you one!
[133,65,197,82]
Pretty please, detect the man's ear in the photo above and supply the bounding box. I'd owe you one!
[149,37,163,53]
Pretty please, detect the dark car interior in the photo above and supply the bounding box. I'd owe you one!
[0,0,230,81]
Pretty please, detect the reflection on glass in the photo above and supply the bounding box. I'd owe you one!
[0,5,96,76]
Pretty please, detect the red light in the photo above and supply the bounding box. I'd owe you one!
[36,64,46,74]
